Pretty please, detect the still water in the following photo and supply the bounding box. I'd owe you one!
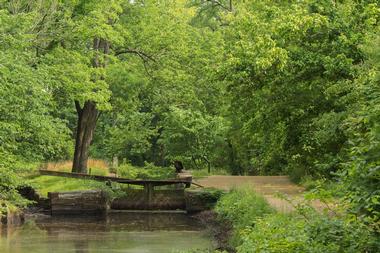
[0,212,214,253]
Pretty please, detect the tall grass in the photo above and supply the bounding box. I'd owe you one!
[215,186,274,229]
[43,159,109,176]
[215,186,274,247]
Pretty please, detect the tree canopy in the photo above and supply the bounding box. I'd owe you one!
[0,0,379,225]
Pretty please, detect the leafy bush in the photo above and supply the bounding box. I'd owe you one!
[215,187,274,230]
[215,187,379,252]
[237,212,380,253]
[197,188,225,204]
[0,168,31,216]
[215,187,274,247]
[117,162,176,180]
[305,214,380,253]
[237,213,309,253]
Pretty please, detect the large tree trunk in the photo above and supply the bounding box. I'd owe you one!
[72,100,98,173]
[72,38,109,173]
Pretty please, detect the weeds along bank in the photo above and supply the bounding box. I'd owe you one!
[186,187,380,253]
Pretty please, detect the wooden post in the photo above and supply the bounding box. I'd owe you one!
[112,156,118,168]
[144,183,154,209]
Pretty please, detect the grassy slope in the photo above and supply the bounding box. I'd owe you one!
[25,160,111,197]
[26,176,108,197]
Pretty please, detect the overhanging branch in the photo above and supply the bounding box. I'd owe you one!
[115,48,156,62]
[205,0,232,12]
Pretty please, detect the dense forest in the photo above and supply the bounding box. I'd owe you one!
[0,0,379,252]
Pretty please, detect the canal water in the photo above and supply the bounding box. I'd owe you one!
[0,212,214,253]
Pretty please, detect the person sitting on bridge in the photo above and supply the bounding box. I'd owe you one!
[174,160,184,173]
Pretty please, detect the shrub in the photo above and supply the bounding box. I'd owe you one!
[237,213,309,253]
[0,168,31,216]
[117,162,176,180]
[236,210,380,253]
[305,214,380,253]
[215,187,274,247]
[215,186,274,230]
[215,187,379,253]
[198,188,225,204]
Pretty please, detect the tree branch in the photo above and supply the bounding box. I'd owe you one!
[75,100,82,115]
[205,0,232,12]
[115,48,156,62]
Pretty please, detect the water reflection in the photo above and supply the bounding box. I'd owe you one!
[74,240,89,253]
[0,213,214,253]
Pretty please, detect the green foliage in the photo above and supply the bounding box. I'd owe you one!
[159,108,229,170]
[91,1,228,170]
[0,7,72,162]
[0,0,379,234]
[340,32,380,225]
[193,188,225,206]
[237,212,379,253]
[215,188,379,253]
[305,214,379,252]
[27,175,120,199]
[215,187,274,246]
[237,214,308,253]
[0,168,31,216]
[220,0,380,178]
[116,162,176,180]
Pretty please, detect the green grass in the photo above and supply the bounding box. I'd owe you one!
[24,162,110,197]
[215,186,274,230]
[25,163,176,198]
[116,163,176,180]
[26,175,110,197]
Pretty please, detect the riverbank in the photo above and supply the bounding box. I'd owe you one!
[190,186,380,253]
[193,210,234,252]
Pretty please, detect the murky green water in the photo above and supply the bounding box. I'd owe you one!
[0,212,214,253]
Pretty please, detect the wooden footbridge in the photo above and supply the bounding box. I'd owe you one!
[39,170,193,188]
[39,169,195,213]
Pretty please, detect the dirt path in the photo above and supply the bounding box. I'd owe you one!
[194,176,310,212]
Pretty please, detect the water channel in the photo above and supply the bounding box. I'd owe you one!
[0,212,214,253]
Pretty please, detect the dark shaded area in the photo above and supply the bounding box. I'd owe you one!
[174,160,184,173]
